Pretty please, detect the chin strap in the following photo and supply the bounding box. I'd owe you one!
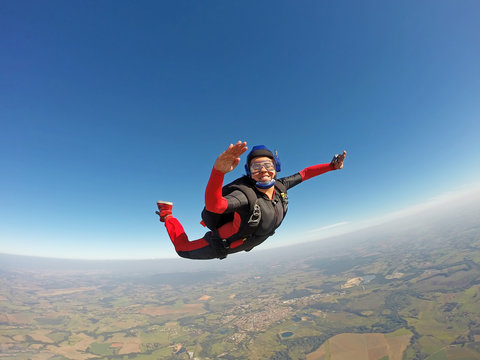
[255,179,276,189]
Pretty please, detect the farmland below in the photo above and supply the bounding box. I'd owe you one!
[1,196,480,359]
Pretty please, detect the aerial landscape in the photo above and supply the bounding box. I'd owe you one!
[1,190,479,359]
[1,2,480,360]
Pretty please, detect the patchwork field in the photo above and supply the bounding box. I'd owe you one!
[306,331,412,360]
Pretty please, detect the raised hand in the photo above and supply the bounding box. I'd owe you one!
[214,141,248,174]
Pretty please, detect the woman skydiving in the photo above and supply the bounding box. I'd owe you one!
[156,141,346,260]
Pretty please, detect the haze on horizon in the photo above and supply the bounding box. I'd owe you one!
[1,182,479,274]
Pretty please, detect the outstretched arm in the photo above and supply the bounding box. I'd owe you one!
[205,141,248,213]
[280,150,347,189]
[299,150,347,181]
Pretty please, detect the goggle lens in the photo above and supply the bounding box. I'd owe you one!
[250,161,275,174]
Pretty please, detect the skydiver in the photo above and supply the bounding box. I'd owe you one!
[156,141,346,260]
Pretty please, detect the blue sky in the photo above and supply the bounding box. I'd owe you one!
[1,1,479,260]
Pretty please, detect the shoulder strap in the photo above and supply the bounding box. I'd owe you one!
[274,180,286,194]
[229,181,262,229]
[274,180,289,214]
[228,178,258,214]
[230,177,288,216]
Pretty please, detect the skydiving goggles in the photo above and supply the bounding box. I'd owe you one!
[249,160,276,174]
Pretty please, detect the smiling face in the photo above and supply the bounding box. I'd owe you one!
[249,156,276,183]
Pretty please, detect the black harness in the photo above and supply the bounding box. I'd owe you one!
[201,176,289,259]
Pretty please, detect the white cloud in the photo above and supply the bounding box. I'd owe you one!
[304,222,350,234]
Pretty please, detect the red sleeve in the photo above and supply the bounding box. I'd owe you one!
[205,167,229,214]
[299,163,335,181]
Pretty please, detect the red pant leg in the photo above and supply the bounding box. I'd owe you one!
[164,217,210,252]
